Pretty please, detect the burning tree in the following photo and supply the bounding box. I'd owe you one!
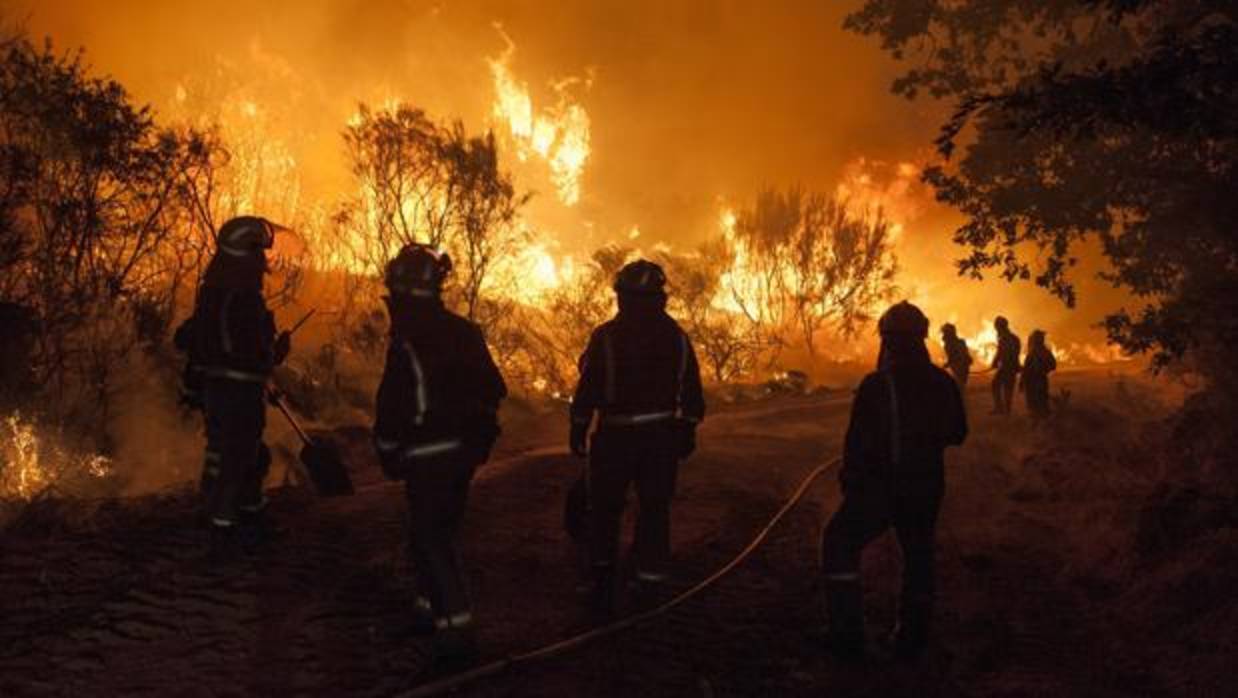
[656,240,769,383]
[440,124,532,321]
[726,187,898,358]
[338,104,456,269]
[332,103,531,335]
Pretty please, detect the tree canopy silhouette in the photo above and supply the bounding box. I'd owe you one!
[847,1,1238,385]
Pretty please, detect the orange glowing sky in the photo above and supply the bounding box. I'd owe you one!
[10,0,1135,360]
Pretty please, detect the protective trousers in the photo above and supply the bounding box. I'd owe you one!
[820,484,941,655]
[202,379,270,525]
[588,424,679,583]
[404,454,477,627]
[992,370,1017,414]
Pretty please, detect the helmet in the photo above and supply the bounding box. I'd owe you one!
[385,243,452,297]
[878,301,929,338]
[217,216,275,257]
[941,322,958,336]
[994,315,1009,330]
[613,260,667,296]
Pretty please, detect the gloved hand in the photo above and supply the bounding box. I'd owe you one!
[570,422,589,458]
[273,330,291,365]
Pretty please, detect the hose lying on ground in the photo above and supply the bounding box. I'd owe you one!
[401,457,840,698]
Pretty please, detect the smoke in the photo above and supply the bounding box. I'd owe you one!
[106,354,205,494]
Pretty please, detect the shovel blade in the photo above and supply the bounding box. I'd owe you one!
[300,438,354,496]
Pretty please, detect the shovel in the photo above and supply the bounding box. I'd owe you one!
[270,391,354,496]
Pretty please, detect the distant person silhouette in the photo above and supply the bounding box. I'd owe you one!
[990,316,1021,415]
[940,323,973,389]
[1021,329,1057,420]
[821,301,968,662]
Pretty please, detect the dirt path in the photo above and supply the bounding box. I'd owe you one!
[0,376,1180,696]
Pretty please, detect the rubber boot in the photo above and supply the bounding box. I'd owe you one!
[824,578,865,662]
[387,595,436,640]
[238,496,282,549]
[431,614,478,673]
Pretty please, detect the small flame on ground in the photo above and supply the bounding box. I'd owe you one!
[1,412,112,500]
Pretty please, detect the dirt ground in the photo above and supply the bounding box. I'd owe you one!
[2,370,1232,697]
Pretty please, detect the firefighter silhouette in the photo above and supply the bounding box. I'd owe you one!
[178,217,289,549]
[940,323,973,389]
[568,259,705,619]
[990,316,1021,415]
[1021,329,1057,419]
[821,301,967,661]
[372,243,506,667]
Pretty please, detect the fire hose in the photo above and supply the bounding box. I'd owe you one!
[399,456,840,698]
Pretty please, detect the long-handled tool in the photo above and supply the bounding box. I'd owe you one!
[268,306,352,495]
[285,308,316,336]
[270,390,354,497]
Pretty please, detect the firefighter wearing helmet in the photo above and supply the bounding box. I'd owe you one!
[177,216,291,550]
[568,259,706,619]
[820,301,967,662]
[939,323,973,389]
[372,243,507,667]
[990,315,1022,415]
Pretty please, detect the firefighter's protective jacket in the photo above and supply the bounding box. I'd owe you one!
[944,336,972,371]
[570,303,705,429]
[841,362,967,493]
[190,259,278,384]
[373,296,507,465]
